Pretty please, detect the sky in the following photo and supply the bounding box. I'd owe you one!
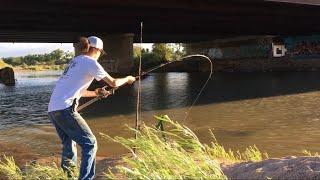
[0,43,153,58]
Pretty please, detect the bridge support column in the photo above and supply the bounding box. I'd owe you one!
[100,34,134,74]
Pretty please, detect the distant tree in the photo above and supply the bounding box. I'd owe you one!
[171,43,186,60]
[3,57,23,66]
[132,43,187,71]
[3,49,74,66]
[152,43,174,61]
[133,46,142,60]
[49,49,64,65]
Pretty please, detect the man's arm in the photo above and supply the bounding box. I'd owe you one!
[81,90,97,97]
[81,75,135,98]
[81,88,111,98]
[102,73,136,87]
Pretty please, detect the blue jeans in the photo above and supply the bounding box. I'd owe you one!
[48,106,97,180]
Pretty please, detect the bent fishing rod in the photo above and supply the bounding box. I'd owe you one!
[77,54,213,112]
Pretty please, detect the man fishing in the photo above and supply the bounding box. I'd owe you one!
[48,36,136,180]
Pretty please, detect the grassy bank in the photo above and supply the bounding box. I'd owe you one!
[13,64,66,71]
[1,59,66,71]
[0,60,11,69]
[0,115,267,179]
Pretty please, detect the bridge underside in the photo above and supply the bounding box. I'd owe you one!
[1,0,320,43]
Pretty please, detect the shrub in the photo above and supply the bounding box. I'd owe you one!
[102,115,227,179]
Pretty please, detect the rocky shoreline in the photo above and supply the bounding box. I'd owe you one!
[0,67,15,86]
[222,156,320,179]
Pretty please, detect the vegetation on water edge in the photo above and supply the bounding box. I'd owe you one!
[133,43,186,70]
[3,49,74,67]
[0,156,77,180]
[0,59,11,69]
[302,150,320,157]
[14,64,67,71]
[1,58,65,71]
[0,115,267,179]
[102,115,267,179]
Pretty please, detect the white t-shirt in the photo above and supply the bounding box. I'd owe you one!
[48,55,109,112]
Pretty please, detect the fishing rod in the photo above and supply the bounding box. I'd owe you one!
[76,65,167,112]
[76,54,213,112]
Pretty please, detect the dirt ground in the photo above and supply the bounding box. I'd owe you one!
[222,156,320,180]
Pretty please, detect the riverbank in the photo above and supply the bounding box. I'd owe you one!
[3,153,319,179]
[1,116,320,179]
[222,156,320,179]
[0,59,66,72]
[0,60,10,69]
[13,64,66,71]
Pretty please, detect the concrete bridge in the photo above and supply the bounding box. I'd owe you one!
[1,0,320,73]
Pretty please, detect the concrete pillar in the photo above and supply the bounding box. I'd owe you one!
[100,34,134,74]
[73,42,82,57]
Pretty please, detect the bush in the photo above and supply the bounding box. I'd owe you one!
[133,52,165,70]
[102,115,267,179]
[102,115,226,179]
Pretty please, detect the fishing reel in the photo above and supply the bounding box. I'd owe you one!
[97,86,117,98]
[95,86,112,98]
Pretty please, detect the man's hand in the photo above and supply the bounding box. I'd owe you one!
[126,76,136,84]
[94,88,111,98]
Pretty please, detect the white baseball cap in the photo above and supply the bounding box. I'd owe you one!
[88,36,105,54]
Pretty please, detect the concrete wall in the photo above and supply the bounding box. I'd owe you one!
[100,34,134,74]
[73,34,134,74]
[186,35,320,72]
[284,35,320,59]
[186,36,273,60]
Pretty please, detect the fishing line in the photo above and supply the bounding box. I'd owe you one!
[140,54,214,121]
[77,55,214,120]
[77,25,213,124]
[179,55,213,121]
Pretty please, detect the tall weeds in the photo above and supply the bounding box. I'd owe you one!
[0,115,267,179]
[205,130,268,163]
[0,155,71,180]
[101,115,267,179]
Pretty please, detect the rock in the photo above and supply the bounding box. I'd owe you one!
[222,156,320,180]
[0,67,15,86]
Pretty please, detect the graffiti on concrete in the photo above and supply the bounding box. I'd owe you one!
[288,41,320,56]
[205,42,270,60]
[224,44,269,59]
[207,48,223,59]
[285,35,320,58]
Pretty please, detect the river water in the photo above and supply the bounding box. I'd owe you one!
[1,70,320,159]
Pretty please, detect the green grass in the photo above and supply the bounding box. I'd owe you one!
[0,156,21,180]
[0,155,76,180]
[101,115,267,179]
[0,59,11,69]
[205,130,268,163]
[17,64,66,71]
[0,115,268,179]
[302,150,320,157]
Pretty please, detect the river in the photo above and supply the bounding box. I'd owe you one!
[1,70,320,160]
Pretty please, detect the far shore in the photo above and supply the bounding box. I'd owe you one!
[12,64,66,72]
